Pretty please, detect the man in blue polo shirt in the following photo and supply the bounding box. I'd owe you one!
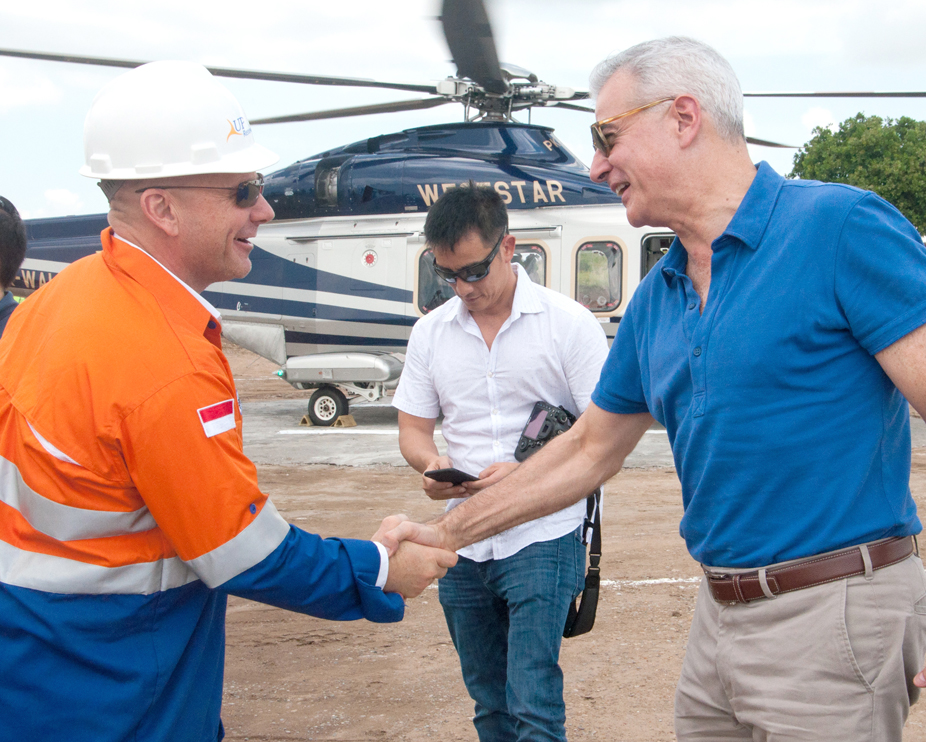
[382,36,926,740]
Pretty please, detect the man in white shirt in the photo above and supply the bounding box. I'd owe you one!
[393,185,609,742]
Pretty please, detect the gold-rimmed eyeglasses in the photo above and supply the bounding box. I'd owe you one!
[590,97,675,156]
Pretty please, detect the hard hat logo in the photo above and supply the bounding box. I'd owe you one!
[226,117,251,142]
[80,61,278,181]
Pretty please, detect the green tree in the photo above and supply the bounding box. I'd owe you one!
[789,114,926,235]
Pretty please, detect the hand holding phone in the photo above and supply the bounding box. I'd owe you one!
[424,467,479,485]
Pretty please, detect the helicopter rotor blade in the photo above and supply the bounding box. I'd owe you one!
[552,102,795,147]
[746,136,796,148]
[441,0,509,95]
[251,97,454,125]
[743,90,926,98]
[551,101,595,113]
[0,47,439,94]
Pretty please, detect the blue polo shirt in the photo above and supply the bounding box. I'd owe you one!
[593,162,926,567]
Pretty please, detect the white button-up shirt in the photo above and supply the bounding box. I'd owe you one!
[393,265,609,561]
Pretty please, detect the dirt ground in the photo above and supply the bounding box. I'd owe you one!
[221,344,926,741]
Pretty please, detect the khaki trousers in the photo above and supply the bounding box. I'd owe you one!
[675,554,926,741]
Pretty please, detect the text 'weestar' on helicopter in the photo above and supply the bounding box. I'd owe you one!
[5,0,925,425]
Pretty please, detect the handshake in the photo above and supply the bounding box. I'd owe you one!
[373,515,455,600]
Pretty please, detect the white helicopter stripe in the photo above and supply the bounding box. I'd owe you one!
[213,282,412,318]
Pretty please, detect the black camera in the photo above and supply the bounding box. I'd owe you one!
[515,401,576,462]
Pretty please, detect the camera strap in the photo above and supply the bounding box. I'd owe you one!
[515,401,601,638]
[563,488,601,638]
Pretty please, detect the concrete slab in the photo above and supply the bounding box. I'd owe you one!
[241,400,675,469]
[242,400,926,470]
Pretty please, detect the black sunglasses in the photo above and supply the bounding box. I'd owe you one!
[432,230,506,284]
[135,174,265,208]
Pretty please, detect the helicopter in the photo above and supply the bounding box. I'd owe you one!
[5,0,926,425]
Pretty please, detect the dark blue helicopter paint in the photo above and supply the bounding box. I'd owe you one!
[283,329,407,348]
[263,122,618,220]
[13,214,108,292]
[21,213,108,261]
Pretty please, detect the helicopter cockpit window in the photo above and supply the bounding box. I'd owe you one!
[412,127,564,161]
[417,243,548,314]
[576,241,622,312]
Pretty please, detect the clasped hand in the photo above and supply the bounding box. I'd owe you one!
[374,515,456,599]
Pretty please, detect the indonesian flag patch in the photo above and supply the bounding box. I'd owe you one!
[197,399,236,438]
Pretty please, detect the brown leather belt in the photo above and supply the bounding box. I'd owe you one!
[704,536,915,605]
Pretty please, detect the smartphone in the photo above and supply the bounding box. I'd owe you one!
[424,467,479,484]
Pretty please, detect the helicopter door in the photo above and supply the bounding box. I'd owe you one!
[314,234,410,353]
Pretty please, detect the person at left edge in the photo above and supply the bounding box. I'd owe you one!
[0,61,457,742]
[0,195,26,336]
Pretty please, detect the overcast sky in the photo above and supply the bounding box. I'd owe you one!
[2,0,926,219]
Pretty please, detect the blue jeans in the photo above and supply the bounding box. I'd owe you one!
[438,529,585,742]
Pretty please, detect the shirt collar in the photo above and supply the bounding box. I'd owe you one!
[661,161,783,287]
[113,232,221,319]
[444,263,543,325]
[101,229,222,345]
[715,161,782,252]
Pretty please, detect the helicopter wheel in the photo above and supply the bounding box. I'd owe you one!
[308,387,348,426]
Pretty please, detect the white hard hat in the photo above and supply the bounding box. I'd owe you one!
[81,60,279,180]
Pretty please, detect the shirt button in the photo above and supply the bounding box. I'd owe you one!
[688,302,696,310]
[492,409,499,415]
[487,371,494,378]
[693,347,702,357]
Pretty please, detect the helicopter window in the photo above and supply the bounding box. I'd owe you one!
[576,241,622,312]
[417,244,548,313]
[641,234,674,279]
[418,249,457,314]
[512,244,546,285]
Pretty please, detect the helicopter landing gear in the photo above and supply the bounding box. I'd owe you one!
[308,386,348,426]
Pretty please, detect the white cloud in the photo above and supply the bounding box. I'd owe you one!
[43,189,83,216]
[0,67,60,113]
[801,106,837,134]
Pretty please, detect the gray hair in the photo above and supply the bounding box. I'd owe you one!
[589,37,745,143]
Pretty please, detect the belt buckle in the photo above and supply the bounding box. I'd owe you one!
[704,570,749,605]
[706,568,778,604]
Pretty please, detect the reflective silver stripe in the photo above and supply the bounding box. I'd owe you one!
[0,537,199,595]
[27,421,81,466]
[187,498,290,588]
[0,456,157,540]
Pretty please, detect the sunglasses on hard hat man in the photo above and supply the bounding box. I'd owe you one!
[134,174,265,208]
